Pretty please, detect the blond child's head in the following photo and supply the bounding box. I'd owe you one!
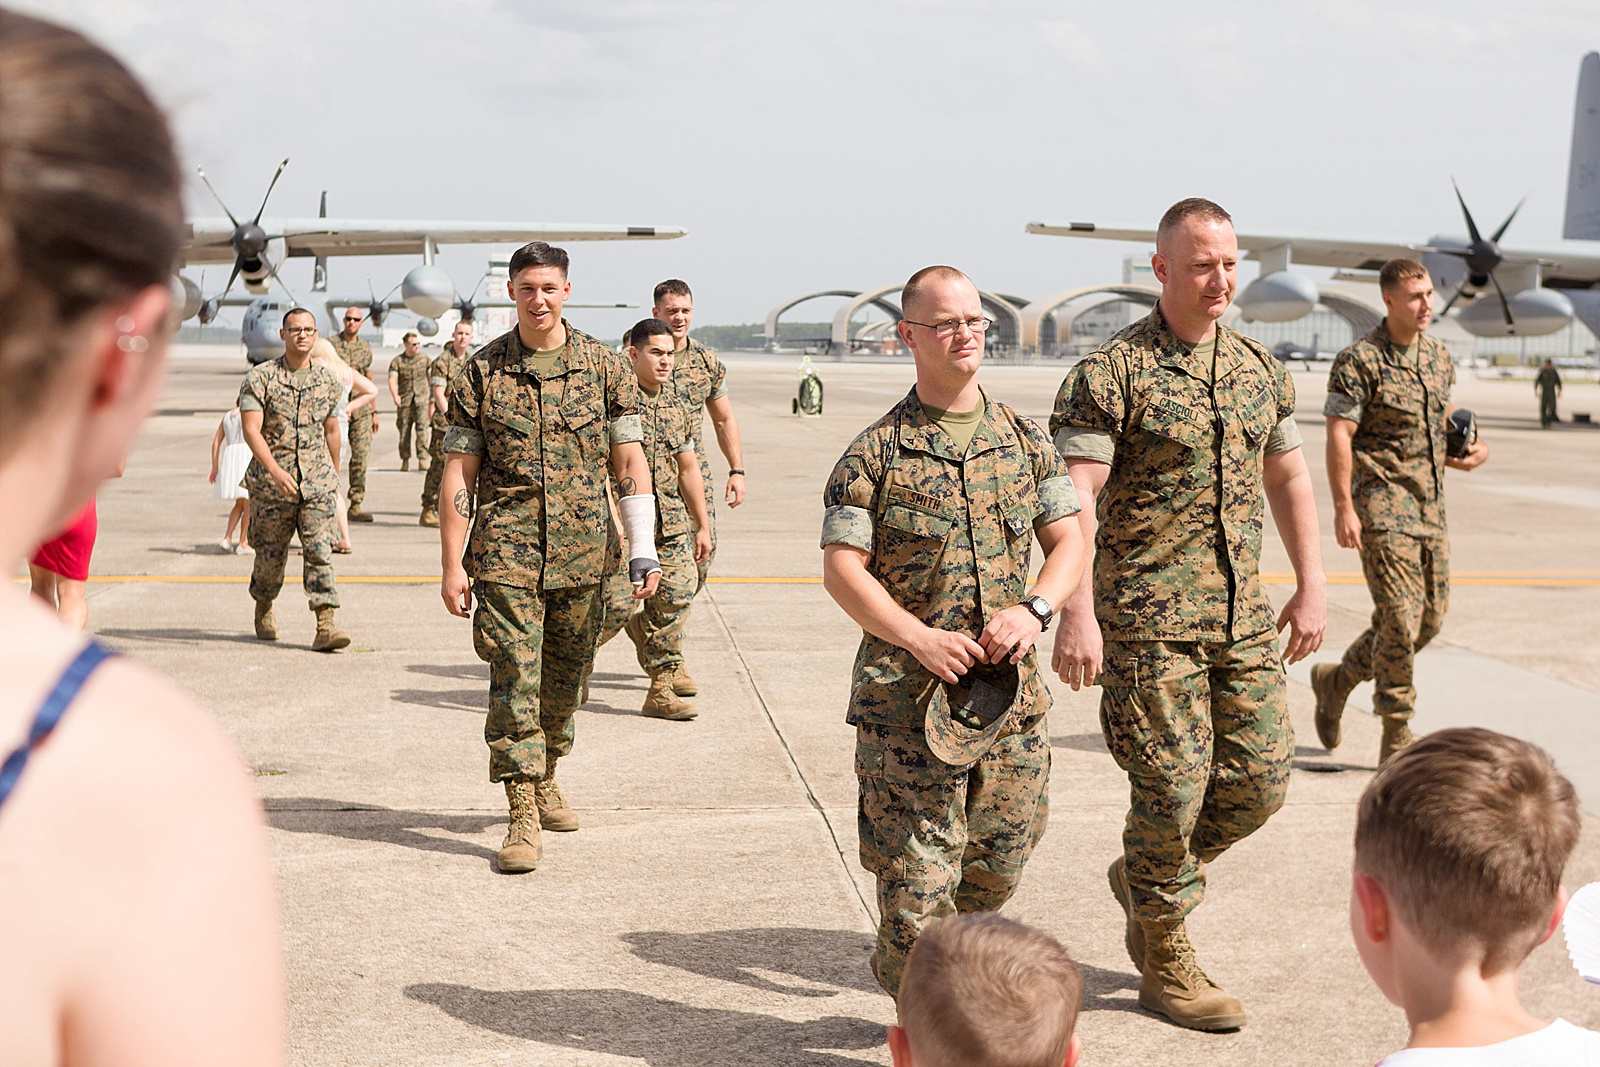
[890,914,1081,1067]
[1353,727,1580,983]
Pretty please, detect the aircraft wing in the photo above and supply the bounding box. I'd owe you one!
[1025,221,1600,285]
[182,218,688,265]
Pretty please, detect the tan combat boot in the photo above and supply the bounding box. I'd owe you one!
[535,770,580,832]
[1108,857,1145,968]
[498,779,541,872]
[254,598,278,641]
[667,663,698,697]
[1310,662,1357,750]
[348,504,374,523]
[1379,718,1415,765]
[1138,919,1247,1031]
[419,508,439,528]
[643,673,697,720]
[623,611,647,671]
[311,607,350,652]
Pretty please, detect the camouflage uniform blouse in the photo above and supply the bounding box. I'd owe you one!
[667,338,728,485]
[821,389,1081,730]
[237,358,344,505]
[624,388,696,542]
[444,322,643,591]
[429,345,471,431]
[389,349,432,405]
[329,334,373,377]
[1323,322,1453,538]
[1050,308,1302,644]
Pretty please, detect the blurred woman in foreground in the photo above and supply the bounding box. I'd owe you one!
[0,9,284,1064]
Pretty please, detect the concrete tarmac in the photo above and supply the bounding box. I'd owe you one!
[33,344,1600,1065]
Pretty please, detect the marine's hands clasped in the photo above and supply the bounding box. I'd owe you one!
[909,607,1045,685]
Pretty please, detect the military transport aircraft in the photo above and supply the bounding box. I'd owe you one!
[174,158,685,358]
[1025,52,1600,340]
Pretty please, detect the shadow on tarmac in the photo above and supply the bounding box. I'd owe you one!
[622,928,878,997]
[265,797,497,863]
[404,984,884,1066]
[98,626,259,646]
[390,687,484,713]
[1051,732,1110,754]
[405,662,488,680]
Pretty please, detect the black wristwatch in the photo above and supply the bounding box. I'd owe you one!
[1021,595,1053,632]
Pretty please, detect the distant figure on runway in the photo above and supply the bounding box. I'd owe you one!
[653,280,746,698]
[438,241,660,874]
[1312,257,1489,765]
[240,308,352,652]
[421,319,474,527]
[331,306,378,521]
[593,318,712,721]
[1050,198,1325,1031]
[1535,358,1563,427]
[0,10,281,1059]
[822,265,1084,997]
[388,330,431,471]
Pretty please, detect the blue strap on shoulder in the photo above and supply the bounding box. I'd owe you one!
[0,641,114,814]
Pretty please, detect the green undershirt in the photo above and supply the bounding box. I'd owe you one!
[529,343,567,377]
[920,399,984,455]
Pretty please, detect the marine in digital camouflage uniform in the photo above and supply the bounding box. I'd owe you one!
[329,308,376,519]
[438,241,658,875]
[593,320,711,719]
[654,280,745,595]
[387,332,431,470]
[1050,199,1325,1031]
[238,309,350,650]
[421,320,473,525]
[822,266,1084,998]
[1312,258,1488,766]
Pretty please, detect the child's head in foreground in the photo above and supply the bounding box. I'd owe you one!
[1351,727,1580,999]
[890,914,1082,1067]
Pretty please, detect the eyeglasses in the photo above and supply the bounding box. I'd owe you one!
[284,326,318,335]
[902,316,994,338]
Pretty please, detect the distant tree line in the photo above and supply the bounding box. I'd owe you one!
[691,322,831,351]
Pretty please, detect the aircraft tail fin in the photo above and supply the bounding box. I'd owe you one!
[312,190,329,292]
[1564,52,1600,240]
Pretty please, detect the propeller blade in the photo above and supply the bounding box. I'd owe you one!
[219,260,243,301]
[250,157,290,226]
[1452,178,1484,245]
[195,165,241,228]
[1489,196,1526,244]
[1487,271,1515,331]
[1438,279,1470,319]
[263,259,299,305]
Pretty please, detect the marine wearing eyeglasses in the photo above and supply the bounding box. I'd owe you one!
[821,265,1085,996]
[237,307,352,650]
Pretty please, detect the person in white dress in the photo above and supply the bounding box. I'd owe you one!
[209,406,252,553]
[310,339,377,553]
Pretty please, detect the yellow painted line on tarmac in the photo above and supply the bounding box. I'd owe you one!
[19,570,1600,588]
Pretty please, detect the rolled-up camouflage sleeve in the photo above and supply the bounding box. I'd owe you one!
[238,371,264,414]
[1015,413,1082,525]
[708,351,729,401]
[1265,416,1304,455]
[605,347,644,444]
[1049,355,1123,464]
[444,358,485,456]
[820,446,878,552]
[1324,349,1367,423]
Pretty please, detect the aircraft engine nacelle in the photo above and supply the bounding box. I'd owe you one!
[1234,270,1318,323]
[1421,240,1469,297]
[171,274,203,321]
[240,238,287,295]
[1454,288,1574,337]
[401,264,455,319]
[415,317,439,337]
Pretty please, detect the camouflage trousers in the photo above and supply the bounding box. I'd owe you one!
[247,493,340,610]
[347,408,372,507]
[421,427,446,511]
[855,712,1050,997]
[473,579,603,783]
[694,449,717,592]
[395,398,429,466]
[1335,530,1449,721]
[1099,627,1291,923]
[595,532,697,673]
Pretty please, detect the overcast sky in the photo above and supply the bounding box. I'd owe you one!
[21,0,1598,338]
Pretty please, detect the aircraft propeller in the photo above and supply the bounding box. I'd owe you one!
[1426,180,1525,331]
[194,157,299,303]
